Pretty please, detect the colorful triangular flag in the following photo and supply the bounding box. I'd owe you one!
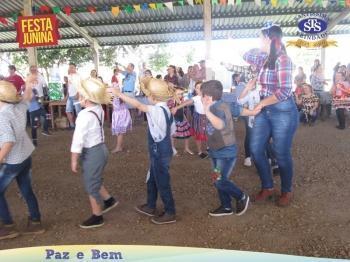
[187,0,194,5]
[0,17,8,25]
[236,0,242,5]
[255,0,262,5]
[322,0,328,7]
[195,0,203,4]
[346,0,350,6]
[134,4,141,11]
[12,13,18,21]
[228,0,235,4]
[164,2,174,10]
[305,0,313,5]
[64,6,72,16]
[52,6,61,14]
[125,5,134,13]
[102,5,109,11]
[178,0,185,5]
[288,0,295,5]
[338,0,345,6]
[271,0,278,6]
[149,3,157,9]
[141,3,149,10]
[220,0,227,3]
[111,6,120,16]
[40,5,50,13]
[87,6,96,13]
[212,0,219,4]
[156,3,164,9]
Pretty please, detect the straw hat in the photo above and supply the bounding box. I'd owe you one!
[78,78,112,104]
[0,80,21,103]
[140,77,176,102]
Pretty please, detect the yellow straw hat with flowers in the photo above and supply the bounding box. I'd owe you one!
[140,77,177,103]
[0,80,21,103]
[78,78,112,104]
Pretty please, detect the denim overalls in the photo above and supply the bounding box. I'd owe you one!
[146,107,175,215]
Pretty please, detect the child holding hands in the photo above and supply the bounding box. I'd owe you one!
[71,78,118,229]
[109,77,177,225]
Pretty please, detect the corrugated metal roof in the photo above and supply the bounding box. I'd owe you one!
[0,0,349,51]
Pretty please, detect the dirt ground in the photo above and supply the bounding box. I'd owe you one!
[1,115,350,259]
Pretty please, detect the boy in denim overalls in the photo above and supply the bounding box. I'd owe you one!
[109,77,177,225]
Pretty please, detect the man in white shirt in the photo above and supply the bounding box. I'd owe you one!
[66,63,82,129]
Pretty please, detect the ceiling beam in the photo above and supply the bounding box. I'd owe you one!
[39,0,101,49]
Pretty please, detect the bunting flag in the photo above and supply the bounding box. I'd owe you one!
[187,0,194,5]
[271,0,278,6]
[164,2,174,10]
[156,3,164,9]
[134,4,141,11]
[111,6,120,16]
[125,5,134,13]
[63,6,72,16]
[149,3,157,9]
[12,13,18,21]
[0,17,8,25]
[40,5,51,13]
[4,0,350,23]
[87,6,96,13]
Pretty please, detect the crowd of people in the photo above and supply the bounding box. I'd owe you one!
[1,21,350,241]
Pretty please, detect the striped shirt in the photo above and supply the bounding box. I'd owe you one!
[244,48,294,101]
[0,102,34,164]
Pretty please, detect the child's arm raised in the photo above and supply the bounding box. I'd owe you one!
[108,88,149,113]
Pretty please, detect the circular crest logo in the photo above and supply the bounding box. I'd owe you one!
[298,17,328,34]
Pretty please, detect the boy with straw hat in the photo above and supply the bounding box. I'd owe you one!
[71,78,118,229]
[108,77,177,225]
[0,79,45,240]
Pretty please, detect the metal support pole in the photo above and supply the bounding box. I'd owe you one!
[203,0,213,80]
[23,0,38,66]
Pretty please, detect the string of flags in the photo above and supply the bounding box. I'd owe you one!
[0,0,349,25]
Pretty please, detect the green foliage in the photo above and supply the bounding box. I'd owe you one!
[148,44,172,73]
[99,46,118,67]
[186,46,195,64]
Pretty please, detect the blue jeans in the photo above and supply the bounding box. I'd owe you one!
[147,156,175,215]
[211,157,243,209]
[0,157,41,224]
[250,98,298,193]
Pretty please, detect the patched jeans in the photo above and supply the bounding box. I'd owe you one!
[250,98,299,193]
[0,157,41,224]
[211,157,243,209]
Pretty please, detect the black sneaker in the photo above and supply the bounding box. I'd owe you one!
[236,194,250,216]
[199,152,208,159]
[102,197,119,214]
[79,215,104,229]
[41,131,52,136]
[151,212,176,225]
[32,139,38,147]
[209,206,233,217]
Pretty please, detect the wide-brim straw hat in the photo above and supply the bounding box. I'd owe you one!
[140,77,176,102]
[78,78,112,104]
[0,80,21,103]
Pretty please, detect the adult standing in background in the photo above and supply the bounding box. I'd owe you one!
[117,63,137,96]
[111,68,119,86]
[243,22,298,207]
[310,64,330,120]
[5,65,25,93]
[65,63,82,129]
[164,65,179,86]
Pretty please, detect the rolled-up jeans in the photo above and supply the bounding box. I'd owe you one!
[0,157,41,225]
[250,98,299,193]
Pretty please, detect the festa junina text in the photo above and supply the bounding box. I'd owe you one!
[17,15,59,48]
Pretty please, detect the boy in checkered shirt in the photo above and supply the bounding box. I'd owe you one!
[0,79,45,241]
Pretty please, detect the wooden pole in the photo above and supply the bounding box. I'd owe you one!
[23,0,38,66]
[203,0,213,80]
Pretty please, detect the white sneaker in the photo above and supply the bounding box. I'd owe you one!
[172,148,178,156]
[244,157,252,167]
